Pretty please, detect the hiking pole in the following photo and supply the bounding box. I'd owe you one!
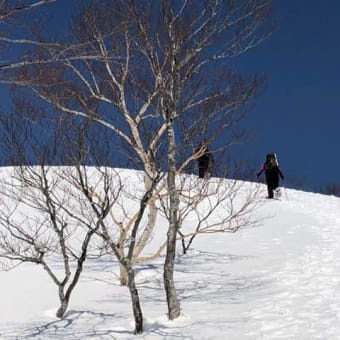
[282,181,289,201]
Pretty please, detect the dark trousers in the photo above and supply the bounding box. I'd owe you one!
[266,174,279,198]
[199,163,209,178]
[199,166,206,179]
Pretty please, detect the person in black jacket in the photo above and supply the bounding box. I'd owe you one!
[257,153,284,198]
[197,144,214,179]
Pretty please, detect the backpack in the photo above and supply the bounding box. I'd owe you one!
[265,153,279,169]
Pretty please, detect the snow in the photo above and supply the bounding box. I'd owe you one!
[1,168,340,339]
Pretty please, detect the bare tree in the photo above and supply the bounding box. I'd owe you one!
[132,0,273,320]
[53,119,163,334]
[66,163,160,334]
[0,163,105,318]
[0,110,159,333]
[176,175,263,253]
[3,0,274,323]
[0,111,112,318]
[2,1,166,294]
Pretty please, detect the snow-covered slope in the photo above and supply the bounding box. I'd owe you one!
[1,168,340,339]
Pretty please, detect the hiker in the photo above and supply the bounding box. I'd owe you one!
[257,153,284,198]
[197,144,213,179]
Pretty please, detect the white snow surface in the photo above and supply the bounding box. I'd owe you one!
[1,168,340,339]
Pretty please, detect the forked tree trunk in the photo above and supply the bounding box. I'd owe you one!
[56,286,70,318]
[55,230,94,318]
[56,297,69,318]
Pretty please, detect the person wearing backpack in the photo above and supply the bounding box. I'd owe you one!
[257,153,284,198]
[196,143,214,179]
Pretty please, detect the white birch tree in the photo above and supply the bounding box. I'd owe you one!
[0,0,274,327]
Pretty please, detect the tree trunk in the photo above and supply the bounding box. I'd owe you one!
[119,263,128,286]
[132,166,158,259]
[132,199,157,258]
[56,291,69,318]
[56,300,69,318]
[163,113,181,320]
[118,242,128,285]
[164,226,180,319]
[125,261,143,334]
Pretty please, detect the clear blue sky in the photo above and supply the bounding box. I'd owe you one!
[3,1,339,191]
[46,0,339,191]
[234,1,340,190]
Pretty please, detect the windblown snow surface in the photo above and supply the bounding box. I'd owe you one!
[1,168,340,339]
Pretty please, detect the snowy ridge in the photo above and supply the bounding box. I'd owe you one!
[0,168,340,339]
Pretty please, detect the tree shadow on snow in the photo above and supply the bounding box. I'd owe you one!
[0,309,198,340]
[0,250,273,339]
[0,310,132,340]
[132,249,273,307]
[174,249,273,304]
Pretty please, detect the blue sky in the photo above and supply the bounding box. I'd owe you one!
[2,1,339,191]
[46,0,339,191]
[235,1,340,190]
